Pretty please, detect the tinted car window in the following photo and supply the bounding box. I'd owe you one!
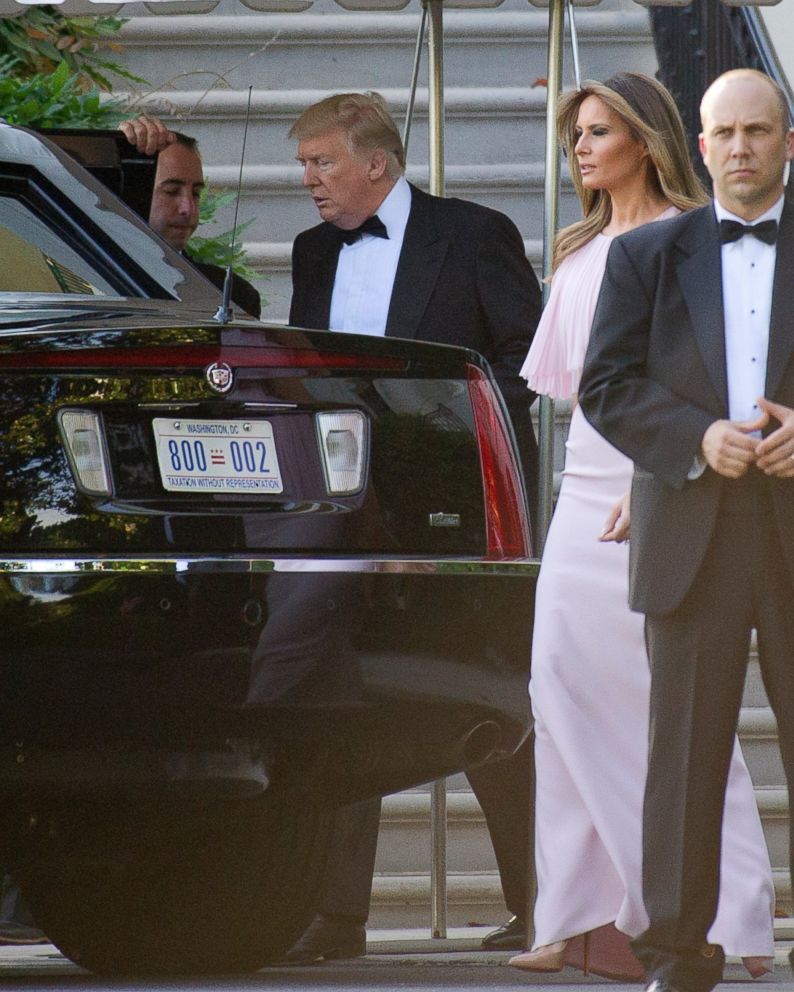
[0,195,120,296]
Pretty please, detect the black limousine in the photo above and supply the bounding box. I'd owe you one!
[0,122,536,975]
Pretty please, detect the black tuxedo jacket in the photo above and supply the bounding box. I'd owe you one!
[289,184,542,513]
[579,199,794,616]
[185,254,262,320]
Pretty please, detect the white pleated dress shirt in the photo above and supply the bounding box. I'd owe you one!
[329,176,411,336]
[716,194,784,423]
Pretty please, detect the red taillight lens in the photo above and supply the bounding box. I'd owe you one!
[0,345,407,372]
[467,363,532,559]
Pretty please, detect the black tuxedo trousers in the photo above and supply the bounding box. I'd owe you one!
[635,478,794,991]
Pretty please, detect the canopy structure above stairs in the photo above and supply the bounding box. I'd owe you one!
[0,0,783,18]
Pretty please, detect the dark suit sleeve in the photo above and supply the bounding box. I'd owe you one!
[288,234,306,327]
[230,273,261,320]
[474,212,542,410]
[183,255,261,319]
[289,230,326,328]
[579,237,716,491]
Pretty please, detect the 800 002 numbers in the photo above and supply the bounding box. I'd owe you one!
[153,418,283,494]
[166,438,270,474]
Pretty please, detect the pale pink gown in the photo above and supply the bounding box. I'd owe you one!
[522,222,775,958]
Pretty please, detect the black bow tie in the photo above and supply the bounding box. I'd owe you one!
[340,215,389,245]
[719,218,778,245]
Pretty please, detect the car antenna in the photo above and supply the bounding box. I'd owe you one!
[214,84,254,324]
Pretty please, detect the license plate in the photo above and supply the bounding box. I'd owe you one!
[153,418,283,494]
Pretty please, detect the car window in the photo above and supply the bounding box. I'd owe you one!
[0,195,119,297]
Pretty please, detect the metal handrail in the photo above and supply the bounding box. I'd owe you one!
[740,7,794,121]
[649,0,788,188]
[424,0,449,939]
[403,4,428,158]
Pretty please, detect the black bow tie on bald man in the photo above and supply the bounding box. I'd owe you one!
[340,215,389,245]
[719,218,778,245]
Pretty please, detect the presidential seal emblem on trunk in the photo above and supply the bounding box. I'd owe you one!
[205,362,234,394]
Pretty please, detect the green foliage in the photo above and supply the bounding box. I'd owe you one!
[0,57,125,129]
[0,5,138,129]
[187,188,257,282]
[0,7,145,90]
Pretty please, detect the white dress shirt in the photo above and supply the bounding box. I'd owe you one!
[688,194,784,479]
[716,194,784,423]
[329,175,412,336]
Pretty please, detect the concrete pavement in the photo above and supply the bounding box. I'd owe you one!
[0,929,792,988]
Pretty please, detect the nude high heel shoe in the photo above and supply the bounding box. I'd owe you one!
[509,934,591,974]
[509,940,568,972]
[742,956,773,979]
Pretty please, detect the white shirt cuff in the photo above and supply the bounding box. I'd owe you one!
[687,454,707,480]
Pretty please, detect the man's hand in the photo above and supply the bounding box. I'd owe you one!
[117,115,175,156]
[754,397,794,478]
[701,411,768,478]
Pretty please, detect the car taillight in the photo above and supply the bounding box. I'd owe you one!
[466,364,532,559]
[316,411,367,495]
[58,409,112,496]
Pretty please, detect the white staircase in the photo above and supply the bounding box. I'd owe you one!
[371,778,509,930]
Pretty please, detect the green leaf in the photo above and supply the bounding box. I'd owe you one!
[0,8,145,95]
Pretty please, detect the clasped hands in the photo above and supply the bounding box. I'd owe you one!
[598,396,794,545]
[702,397,794,480]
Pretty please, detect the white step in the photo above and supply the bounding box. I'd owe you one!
[115,6,655,98]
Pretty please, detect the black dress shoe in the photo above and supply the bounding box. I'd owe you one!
[644,979,683,992]
[0,921,49,946]
[481,915,527,951]
[283,913,366,964]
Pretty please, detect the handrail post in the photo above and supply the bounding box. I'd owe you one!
[536,0,564,554]
[403,4,428,157]
[426,0,448,941]
[426,0,445,199]
[430,778,448,937]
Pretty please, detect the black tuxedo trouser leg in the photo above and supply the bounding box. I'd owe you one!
[633,496,792,992]
[319,798,382,921]
[318,741,535,923]
[1,877,33,925]
[466,732,535,922]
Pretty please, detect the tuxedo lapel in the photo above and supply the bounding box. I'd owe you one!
[385,186,449,339]
[765,198,794,400]
[300,228,341,329]
[675,206,728,409]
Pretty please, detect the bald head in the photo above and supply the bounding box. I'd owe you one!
[701,70,789,136]
[698,70,794,220]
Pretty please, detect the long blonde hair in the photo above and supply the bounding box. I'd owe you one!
[553,72,707,270]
